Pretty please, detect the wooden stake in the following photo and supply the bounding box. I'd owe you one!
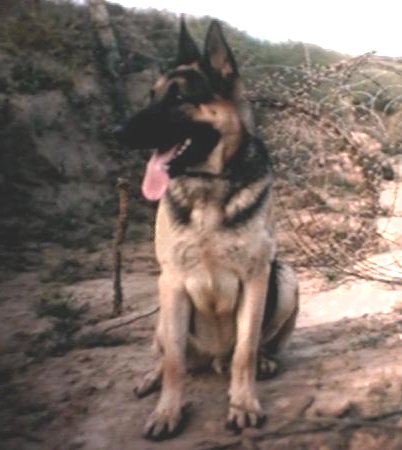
[113,177,130,316]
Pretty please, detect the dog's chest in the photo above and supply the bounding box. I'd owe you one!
[190,199,222,230]
[156,197,274,280]
[156,188,274,319]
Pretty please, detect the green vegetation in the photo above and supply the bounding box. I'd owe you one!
[186,16,342,84]
[36,290,87,319]
[0,1,344,89]
[27,289,126,358]
[0,1,93,63]
[27,290,88,358]
[11,59,73,94]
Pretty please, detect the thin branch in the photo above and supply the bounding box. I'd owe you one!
[112,177,130,316]
[104,305,159,333]
[76,305,159,339]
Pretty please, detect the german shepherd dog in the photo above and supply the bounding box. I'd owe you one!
[115,18,299,441]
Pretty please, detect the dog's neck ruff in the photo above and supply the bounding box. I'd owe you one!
[176,133,272,184]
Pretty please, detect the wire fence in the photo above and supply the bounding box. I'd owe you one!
[249,54,402,284]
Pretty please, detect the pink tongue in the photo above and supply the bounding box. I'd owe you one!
[141,147,177,201]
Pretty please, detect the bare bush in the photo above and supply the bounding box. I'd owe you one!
[248,54,402,284]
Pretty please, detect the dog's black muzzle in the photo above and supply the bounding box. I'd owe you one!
[114,101,187,150]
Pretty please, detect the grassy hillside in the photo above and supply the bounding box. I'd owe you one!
[0,0,345,257]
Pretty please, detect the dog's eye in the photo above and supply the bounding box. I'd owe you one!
[176,93,183,101]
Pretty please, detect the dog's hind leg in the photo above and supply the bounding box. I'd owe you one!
[257,260,299,380]
[143,276,191,441]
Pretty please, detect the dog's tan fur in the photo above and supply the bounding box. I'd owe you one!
[121,19,299,440]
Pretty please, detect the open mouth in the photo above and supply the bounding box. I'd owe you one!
[140,123,221,202]
[166,138,193,165]
[141,138,193,201]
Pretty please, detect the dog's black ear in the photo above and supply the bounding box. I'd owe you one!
[177,16,201,65]
[202,20,238,96]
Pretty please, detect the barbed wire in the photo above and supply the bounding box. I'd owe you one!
[248,54,402,284]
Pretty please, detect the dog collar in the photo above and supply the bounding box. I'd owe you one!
[181,170,225,179]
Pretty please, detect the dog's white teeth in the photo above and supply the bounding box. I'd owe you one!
[182,139,192,151]
[175,139,192,158]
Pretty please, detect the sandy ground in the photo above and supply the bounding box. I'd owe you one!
[1,240,402,450]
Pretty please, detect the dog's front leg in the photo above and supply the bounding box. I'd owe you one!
[227,267,269,431]
[143,275,191,440]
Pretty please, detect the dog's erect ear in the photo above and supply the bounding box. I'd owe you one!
[202,20,238,96]
[177,16,201,65]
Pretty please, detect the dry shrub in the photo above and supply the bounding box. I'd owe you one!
[248,54,402,282]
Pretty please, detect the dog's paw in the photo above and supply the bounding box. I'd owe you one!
[143,404,190,440]
[226,401,266,433]
[256,356,279,380]
[134,369,161,398]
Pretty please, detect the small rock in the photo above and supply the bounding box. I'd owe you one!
[274,397,292,409]
[94,379,114,391]
[306,395,352,418]
[275,395,315,418]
